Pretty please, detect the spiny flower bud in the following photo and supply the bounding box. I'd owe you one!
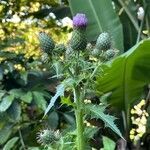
[96,32,111,51]
[70,13,88,51]
[41,52,49,63]
[91,48,101,57]
[105,49,116,59]
[37,129,60,147]
[38,32,55,54]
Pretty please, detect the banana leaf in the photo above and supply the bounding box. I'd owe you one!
[96,39,150,111]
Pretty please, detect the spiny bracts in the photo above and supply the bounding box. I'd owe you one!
[96,32,111,51]
[37,129,60,146]
[38,32,55,54]
[70,29,87,51]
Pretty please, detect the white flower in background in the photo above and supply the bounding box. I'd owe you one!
[137,7,144,20]
[0,1,7,5]
[56,20,62,26]
[61,17,73,28]
[49,12,56,19]
[6,14,21,23]
[24,18,33,25]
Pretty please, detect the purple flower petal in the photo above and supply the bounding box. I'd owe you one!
[73,13,88,28]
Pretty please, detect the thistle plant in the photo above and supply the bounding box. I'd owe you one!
[38,13,123,149]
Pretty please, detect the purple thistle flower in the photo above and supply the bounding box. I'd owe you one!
[73,13,88,28]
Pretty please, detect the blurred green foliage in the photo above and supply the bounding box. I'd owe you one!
[0,0,71,60]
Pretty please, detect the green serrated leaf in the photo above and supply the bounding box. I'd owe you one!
[102,136,115,150]
[44,84,65,116]
[44,78,75,116]
[3,137,19,150]
[20,91,32,103]
[33,91,47,111]
[0,94,14,112]
[7,101,21,122]
[0,124,13,145]
[85,104,124,139]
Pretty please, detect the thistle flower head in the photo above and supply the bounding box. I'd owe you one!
[37,129,60,147]
[73,13,88,28]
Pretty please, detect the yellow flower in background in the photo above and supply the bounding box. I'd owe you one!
[129,99,149,143]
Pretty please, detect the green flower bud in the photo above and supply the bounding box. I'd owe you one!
[105,49,116,59]
[38,32,55,54]
[91,48,101,57]
[96,32,111,50]
[70,28,87,51]
[41,52,49,63]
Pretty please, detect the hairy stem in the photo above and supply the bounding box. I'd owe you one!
[74,86,85,150]
[73,51,85,150]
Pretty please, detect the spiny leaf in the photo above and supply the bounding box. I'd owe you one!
[44,84,65,117]
[44,78,75,116]
[85,104,124,139]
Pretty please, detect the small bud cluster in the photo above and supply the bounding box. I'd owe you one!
[91,32,118,60]
[130,99,149,143]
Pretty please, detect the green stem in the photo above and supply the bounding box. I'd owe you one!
[74,87,85,150]
[136,15,145,44]
[19,129,26,150]
[118,0,139,32]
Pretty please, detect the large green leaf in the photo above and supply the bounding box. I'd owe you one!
[33,91,47,111]
[7,101,21,122]
[0,124,13,145]
[68,0,124,51]
[102,136,116,150]
[96,39,150,111]
[0,95,14,112]
[3,137,19,150]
